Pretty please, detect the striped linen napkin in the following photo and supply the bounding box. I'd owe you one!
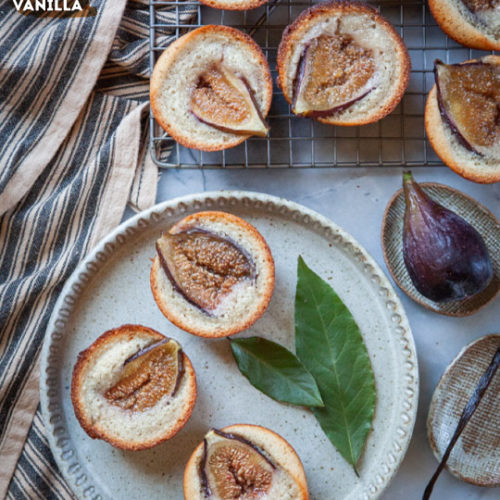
[0,1,195,497]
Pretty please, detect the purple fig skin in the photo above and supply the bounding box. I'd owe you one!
[200,439,211,498]
[402,172,493,303]
[123,338,169,365]
[241,76,270,134]
[191,108,269,137]
[210,429,276,469]
[172,348,185,397]
[297,88,373,118]
[291,43,310,113]
[292,44,373,118]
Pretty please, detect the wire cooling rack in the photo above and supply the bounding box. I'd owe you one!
[149,0,492,168]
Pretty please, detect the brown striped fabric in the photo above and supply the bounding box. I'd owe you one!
[0,1,195,497]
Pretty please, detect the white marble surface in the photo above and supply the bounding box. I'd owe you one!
[132,166,499,499]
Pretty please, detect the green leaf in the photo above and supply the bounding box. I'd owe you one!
[230,336,324,407]
[295,256,376,469]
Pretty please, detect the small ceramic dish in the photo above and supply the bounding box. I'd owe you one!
[381,182,500,317]
[427,334,500,487]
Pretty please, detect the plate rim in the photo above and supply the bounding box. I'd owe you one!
[40,190,419,500]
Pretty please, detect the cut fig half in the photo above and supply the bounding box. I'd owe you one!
[200,429,276,499]
[105,338,184,411]
[435,59,500,160]
[292,35,376,117]
[191,66,269,137]
[156,228,255,315]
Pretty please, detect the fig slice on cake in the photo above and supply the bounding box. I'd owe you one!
[156,228,255,314]
[200,429,276,499]
[435,59,500,159]
[190,65,269,137]
[105,338,184,411]
[183,423,308,499]
[292,34,376,117]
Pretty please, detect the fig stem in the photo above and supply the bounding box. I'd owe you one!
[402,170,419,214]
[402,171,414,204]
[402,170,432,218]
[402,171,413,184]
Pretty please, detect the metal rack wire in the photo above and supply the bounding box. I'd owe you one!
[149,0,492,168]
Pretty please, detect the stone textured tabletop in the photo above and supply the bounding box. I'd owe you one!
[142,166,499,499]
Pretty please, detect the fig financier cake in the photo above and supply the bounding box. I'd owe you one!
[425,55,500,183]
[184,424,309,500]
[71,324,196,451]
[150,25,272,152]
[277,1,411,126]
[428,0,500,51]
[151,211,275,338]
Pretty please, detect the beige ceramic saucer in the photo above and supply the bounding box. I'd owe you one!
[427,334,500,486]
[382,183,500,317]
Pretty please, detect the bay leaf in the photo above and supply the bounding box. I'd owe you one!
[295,256,376,470]
[230,336,324,407]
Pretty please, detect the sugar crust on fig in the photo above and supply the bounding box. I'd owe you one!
[292,33,376,117]
[435,60,500,160]
[191,65,269,137]
[200,429,275,499]
[156,228,255,314]
[105,339,184,411]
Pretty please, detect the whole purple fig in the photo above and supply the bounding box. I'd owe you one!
[402,172,493,302]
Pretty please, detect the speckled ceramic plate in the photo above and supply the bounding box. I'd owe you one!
[427,334,500,486]
[40,191,418,500]
[382,183,500,317]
